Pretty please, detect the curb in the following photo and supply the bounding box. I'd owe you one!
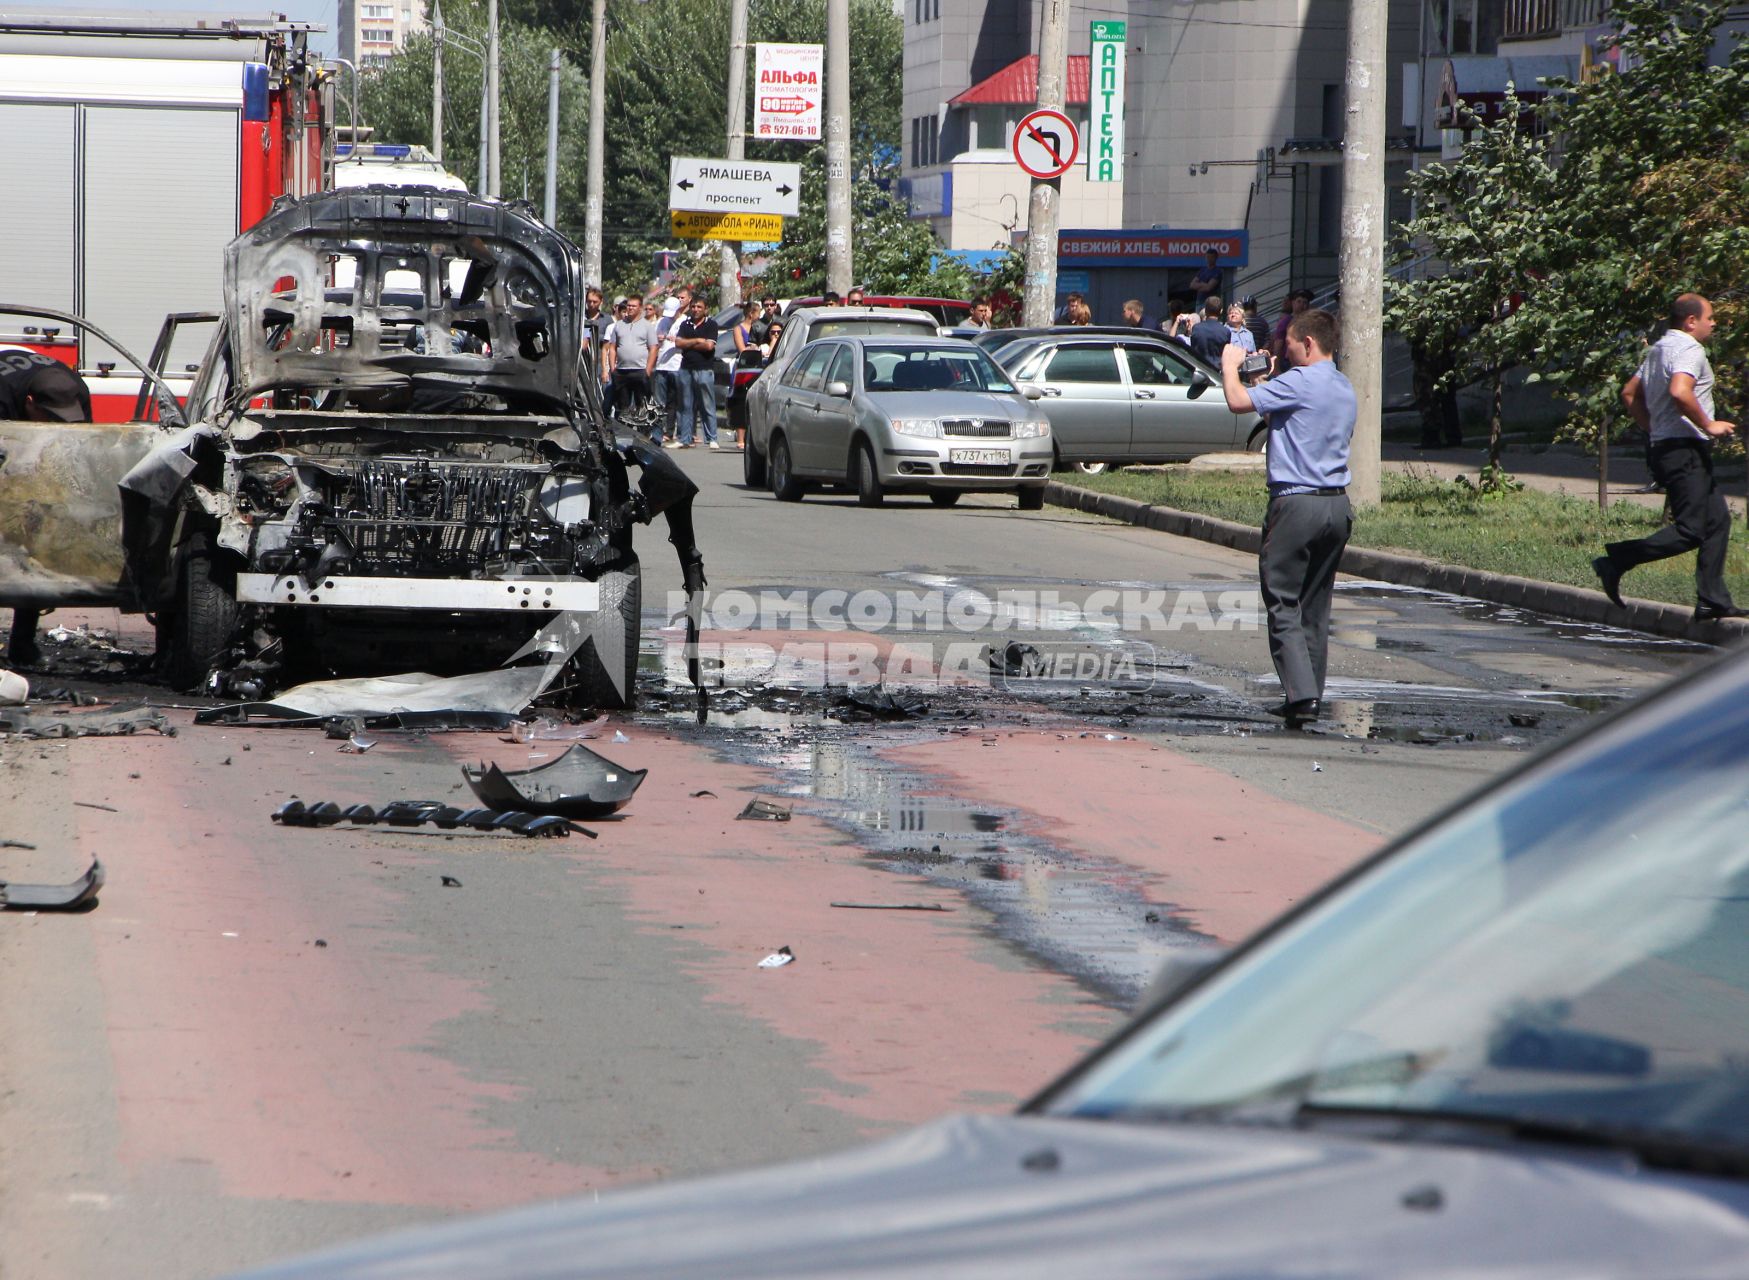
[1045,481,1749,646]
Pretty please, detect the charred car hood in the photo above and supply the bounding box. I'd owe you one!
[226,188,583,414]
[234,1112,1749,1278]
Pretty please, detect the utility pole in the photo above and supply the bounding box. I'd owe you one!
[430,0,443,162]
[719,0,749,308]
[1021,0,1068,327]
[544,48,560,226]
[583,0,605,284]
[486,0,501,197]
[478,71,488,195]
[1339,0,1387,507]
[824,0,852,296]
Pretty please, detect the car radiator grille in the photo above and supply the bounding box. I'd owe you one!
[309,459,558,575]
[940,419,1010,438]
[940,462,1019,477]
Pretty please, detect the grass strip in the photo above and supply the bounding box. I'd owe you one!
[1068,468,1749,610]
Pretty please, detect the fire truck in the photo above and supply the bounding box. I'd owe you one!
[0,10,338,421]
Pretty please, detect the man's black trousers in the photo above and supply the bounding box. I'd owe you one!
[1259,492,1352,705]
[1604,439,1734,610]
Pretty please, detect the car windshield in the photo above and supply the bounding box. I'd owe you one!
[861,344,1017,393]
[1045,659,1749,1157]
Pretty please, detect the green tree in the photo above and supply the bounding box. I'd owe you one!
[517,0,905,288]
[1523,0,1748,456]
[762,146,977,298]
[359,0,591,231]
[1388,88,1557,482]
[1390,0,1749,486]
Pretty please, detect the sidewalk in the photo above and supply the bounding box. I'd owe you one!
[1386,440,1749,517]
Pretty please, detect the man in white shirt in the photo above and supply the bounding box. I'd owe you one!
[1594,294,1743,623]
[651,297,687,447]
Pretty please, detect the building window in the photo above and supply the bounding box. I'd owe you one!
[1503,0,1560,39]
[362,27,395,44]
[1431,0,1503,55]
[362,3,392,16]
[912,0,938,22]
[910,116,939,168]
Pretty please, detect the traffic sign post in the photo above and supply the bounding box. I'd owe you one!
[1012,108,1078,180]
[670,210,784,242]
[753,43,822,140]
[668,156,801,218]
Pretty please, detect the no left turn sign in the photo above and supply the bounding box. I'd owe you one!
[1012,108,1079,180]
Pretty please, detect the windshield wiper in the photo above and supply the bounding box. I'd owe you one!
[1294,1102,1749,1179]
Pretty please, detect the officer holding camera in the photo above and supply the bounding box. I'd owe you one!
[1220,309,1355,727]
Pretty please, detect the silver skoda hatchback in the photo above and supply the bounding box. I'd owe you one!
[760,337,1053,509]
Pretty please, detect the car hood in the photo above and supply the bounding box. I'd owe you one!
[865,390,1031,421]
[233,1112,1749,1278]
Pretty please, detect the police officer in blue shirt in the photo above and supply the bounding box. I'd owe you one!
[1219,308,1355,727]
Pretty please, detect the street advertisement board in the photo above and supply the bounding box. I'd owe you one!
[753,42,823,140]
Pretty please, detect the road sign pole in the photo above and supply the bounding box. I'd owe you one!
[544,47,560,227]
[1340,0,1386,508]
[1022,0,1069,327]
[583,0,605,284]
[719,0,749,309]
[824,0,852,297]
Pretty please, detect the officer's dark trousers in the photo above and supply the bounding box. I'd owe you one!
[1259,492,1352,705]
[1604,439,1734,610]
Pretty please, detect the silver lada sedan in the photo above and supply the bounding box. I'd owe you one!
[759,337,1053,509]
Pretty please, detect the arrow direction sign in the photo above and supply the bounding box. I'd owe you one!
[670,211,784,242]
[668,156,802,218]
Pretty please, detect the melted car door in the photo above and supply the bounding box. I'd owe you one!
[1123,344,1239,457]
[1030,343,1130,460]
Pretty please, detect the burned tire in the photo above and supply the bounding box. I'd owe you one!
[160,533,239,692]
[928,490,962,507]
[573,557,641,711]
[1017,486,1047,511]
[743,435,767,488]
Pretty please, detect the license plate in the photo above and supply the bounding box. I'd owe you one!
[950,448,1010,465]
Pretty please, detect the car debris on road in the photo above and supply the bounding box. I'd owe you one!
[0,703,174,739]
[271,799,586,839]
[1,859,104,912]
[737,798,792,822]
[462,743,646,819]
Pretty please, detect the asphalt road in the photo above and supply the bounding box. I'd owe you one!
[0,450,1721,1278]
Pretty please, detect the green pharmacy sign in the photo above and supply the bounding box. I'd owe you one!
[1089,20,1125,183]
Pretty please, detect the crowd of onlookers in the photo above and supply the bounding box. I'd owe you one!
[579,251,1315,449]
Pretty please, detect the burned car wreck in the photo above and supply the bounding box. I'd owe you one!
[119,189,702,704]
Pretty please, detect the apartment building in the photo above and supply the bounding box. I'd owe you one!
[902,2,1421,320]
[338,0,426,69]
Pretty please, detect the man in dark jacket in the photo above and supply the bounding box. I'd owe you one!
[1189,296,1232,364]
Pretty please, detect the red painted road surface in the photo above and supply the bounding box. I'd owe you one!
[0,609,1383,1277]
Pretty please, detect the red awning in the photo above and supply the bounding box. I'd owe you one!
[949,55,1090,107]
